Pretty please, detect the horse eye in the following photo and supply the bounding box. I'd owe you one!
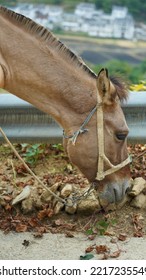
[116,133,127,141]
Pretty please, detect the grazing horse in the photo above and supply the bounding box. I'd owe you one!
[0,6,131,204]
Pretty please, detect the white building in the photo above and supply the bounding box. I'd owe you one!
[61,13,81,32]
[10,3,139,40]
[75,2,96,19]
[111,6,128,19]
[111,6,135,39]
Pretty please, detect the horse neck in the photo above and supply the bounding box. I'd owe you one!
[0,13,97,130]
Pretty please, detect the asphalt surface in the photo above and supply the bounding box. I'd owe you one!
[0,231,146,260]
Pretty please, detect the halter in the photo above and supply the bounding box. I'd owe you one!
[63,92,131,181]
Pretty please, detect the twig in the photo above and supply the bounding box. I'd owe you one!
[10,159,17,187]
[133,149,146,161]
[0,127,66,205]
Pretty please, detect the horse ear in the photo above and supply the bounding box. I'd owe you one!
[96,68,116,105]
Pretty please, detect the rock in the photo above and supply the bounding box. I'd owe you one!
[65,195,77,214]
[98,196,109,209]
[12,185,31,205]
[41,182,61,203]
[130,193,146,209]
[54,201,64,214]
[128,177,146,197]
[21,197,34,213]
[0,197,7,207]
[34,197,43,210]
[77,192,101,214]
[60,184,73,198]
[21,187,43,213]
[52,191,61,207]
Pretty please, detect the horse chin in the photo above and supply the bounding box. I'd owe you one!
[98,178,130,204]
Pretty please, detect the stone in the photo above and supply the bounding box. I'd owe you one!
[65,195,77,214]
[60,184,73,198]
[77,192,101,214]
[41,182,61,203]
[130,193,146,209]
[12,185,31,205]
[128,177,146,197]
[21,197,33,213]
[54,201,64,214]
[52,191,61,207]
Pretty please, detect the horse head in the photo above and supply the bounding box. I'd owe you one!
[63,68,131,204]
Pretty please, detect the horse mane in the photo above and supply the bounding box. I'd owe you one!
[0,6,129,102]
[0,5,96,79]
[110,76,129,102]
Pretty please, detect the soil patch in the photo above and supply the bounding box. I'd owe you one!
[0,143,146,240]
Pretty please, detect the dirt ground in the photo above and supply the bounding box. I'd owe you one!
[0,142,145,240]
[0,142,146,260]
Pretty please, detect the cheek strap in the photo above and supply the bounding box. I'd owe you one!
[96,93,131,181]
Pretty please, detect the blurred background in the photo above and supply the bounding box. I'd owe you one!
[1,0,146,86]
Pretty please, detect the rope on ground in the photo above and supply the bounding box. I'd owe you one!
[0,127,66,205]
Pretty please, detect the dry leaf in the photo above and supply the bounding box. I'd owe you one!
[118,234,127,241]
[88,235,96,241]
[54,219,64,226]
[28,218,38,228]
[133,231,144,237]
[4,204,12,211]
[15,224,28,232]
[96,245,109,254]
[110,250,121,258]
[85,246,95,253]
[3,195,12,202]
[37,208,54,220]
[65,232,74,238]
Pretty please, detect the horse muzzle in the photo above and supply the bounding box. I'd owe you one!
[98,178,130,204]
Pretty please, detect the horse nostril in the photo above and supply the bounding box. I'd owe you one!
[113,187,121,202]
[125,186,131,194]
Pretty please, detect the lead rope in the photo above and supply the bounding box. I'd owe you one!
[0,127,95,207]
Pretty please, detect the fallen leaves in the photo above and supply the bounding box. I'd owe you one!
[37,208,54,220]
[128,144,146,180]
[118,233,127,241]
[84,242,122,260]
[132,213,144,237]
[15,224,28,232]
[0,143,145,240]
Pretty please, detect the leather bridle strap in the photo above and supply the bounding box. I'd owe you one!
[96,93,131,181]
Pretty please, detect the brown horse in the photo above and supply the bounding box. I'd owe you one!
[0,6,131,204]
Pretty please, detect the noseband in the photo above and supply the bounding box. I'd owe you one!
[63,93,131,181]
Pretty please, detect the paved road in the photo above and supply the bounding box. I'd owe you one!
[0,231,145,260]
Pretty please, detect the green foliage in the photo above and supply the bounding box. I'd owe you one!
[22,143,45,166]
[52,143,64,152]
[93,59,146,84]
[86,218,117,236]
[0,0,17,6]
[80,254,94,260]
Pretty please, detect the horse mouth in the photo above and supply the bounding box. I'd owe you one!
[97,178,130,204]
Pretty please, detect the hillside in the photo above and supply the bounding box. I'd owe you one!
[59,35,146,83]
